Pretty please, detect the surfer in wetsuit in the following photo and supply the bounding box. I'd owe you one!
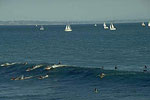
[39,76,43,79]
[115,65,117,70]
[11,75,24,80]
[11,77,16,80]
[143,65,147,72]
[94,88,98,93]
[38,74,49,79]
[58,61,61,64]
[100,73,105,79]
[24,62,28,65]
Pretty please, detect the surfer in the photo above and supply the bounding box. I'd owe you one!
[58,61,61,64]
[11,77,16,80]
[115,65,117,70]
[143,65,147,72]
[11,75,25,80]
[38,74,49,79]
[26,67,31,71]
[45,66,53,70]
[94,88,98,93]
[24,62,28,65]
[38,76,43,79]
[99,73,105,79]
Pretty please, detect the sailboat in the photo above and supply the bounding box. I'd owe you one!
[148,22,150,27]
[40,25,44,31]
[142,22,145,27]
[94,24,97,27]
[110,23,116,31]
[65,25,72,32]
[103,22,109,29]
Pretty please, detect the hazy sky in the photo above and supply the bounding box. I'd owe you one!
[0,0,150,21]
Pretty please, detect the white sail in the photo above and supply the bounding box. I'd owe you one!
[110,23,116,31]
[111,24,115,28]
[65,25,72,32]
[40,25,44,30]
[142,22,145,27]
[94,24,97,27]
[148,22,150,27]
[65,25,68,30]
[103,22,106,27]
[110,24,112,29]
[103,22,109,29]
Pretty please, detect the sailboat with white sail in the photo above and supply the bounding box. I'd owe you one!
[94,24,97,27]
[103,22,109,29]
[142,22,145,27]
[148,21,150,27]
[40,25,44,31]
[65,25,72,32]
[110,23,116,31]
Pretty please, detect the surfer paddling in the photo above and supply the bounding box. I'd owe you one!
[11,75,33,80]
[38,74,49,79]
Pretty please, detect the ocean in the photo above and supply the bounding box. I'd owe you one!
[0,23,150,100]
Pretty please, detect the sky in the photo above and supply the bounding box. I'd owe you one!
[0,0,150,21]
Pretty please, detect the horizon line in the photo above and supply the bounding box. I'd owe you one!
[0,19,149,25]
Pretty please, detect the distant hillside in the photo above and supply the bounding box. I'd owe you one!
[0,20,148,25]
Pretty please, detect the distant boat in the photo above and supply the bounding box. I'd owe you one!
[110,23,116,31]
[103,22,109,29]
[40,25,44,31]
[94,24,97,27]
[65,25,72,32]
[148,22,150,27]
[142,22,145,27]
[35,25,38,27]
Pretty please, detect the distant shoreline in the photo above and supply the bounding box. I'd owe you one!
[0,20,149,25]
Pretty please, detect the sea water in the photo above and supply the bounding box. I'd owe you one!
[0,23,150,100]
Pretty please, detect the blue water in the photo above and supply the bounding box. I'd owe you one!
[0,23,150,100]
